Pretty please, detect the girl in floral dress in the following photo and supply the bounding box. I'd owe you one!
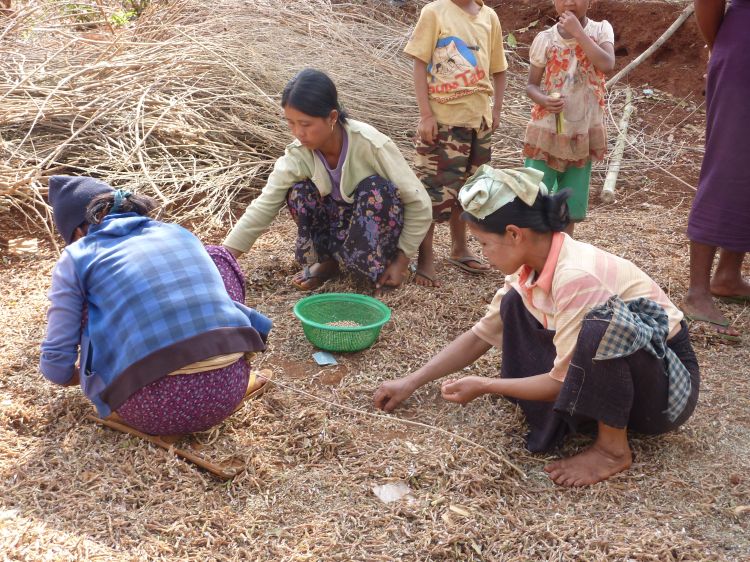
[523,0,615,234]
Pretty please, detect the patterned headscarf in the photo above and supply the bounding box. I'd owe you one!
[458,165,547,219]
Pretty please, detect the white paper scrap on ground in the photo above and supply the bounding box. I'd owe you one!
[0,509,20,521]
[404,441,419,454]
[7,238,38,255]
[372,481,414,504]
[312,351,337,366]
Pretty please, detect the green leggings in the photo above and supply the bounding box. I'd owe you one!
[524,158,592,221]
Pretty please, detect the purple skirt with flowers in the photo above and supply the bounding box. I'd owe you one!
[117,246,250,436]
[286,175,404,283]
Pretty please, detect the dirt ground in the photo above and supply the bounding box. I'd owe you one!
[493,0,708,99]
[1,1,749,561]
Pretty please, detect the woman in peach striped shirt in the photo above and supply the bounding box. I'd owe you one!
[374,166,699,487]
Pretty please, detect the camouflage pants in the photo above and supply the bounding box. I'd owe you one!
[414,124,492,222]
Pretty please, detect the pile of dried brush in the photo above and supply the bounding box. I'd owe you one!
[0,0,686,230]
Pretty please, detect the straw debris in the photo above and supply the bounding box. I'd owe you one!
[2,0,690,231]
[1,1,748,560]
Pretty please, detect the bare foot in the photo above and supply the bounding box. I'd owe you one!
[544,423,632,487]
[544,443,632,487]
[710,250,750,300]
[292,260,339,291]
[106,411,125,423]
[710,278,750,299]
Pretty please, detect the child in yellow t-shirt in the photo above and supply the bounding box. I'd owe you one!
[404,0,508,286]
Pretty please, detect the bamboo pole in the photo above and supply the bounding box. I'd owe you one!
[601,87,635,203]
[606,3,695,88]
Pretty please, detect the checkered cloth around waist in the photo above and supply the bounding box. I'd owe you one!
[587,296,691,422]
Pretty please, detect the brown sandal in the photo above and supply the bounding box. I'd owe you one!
[233,369,275,412]
[413,269,441,287]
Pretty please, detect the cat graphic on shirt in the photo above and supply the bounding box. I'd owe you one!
[428,36,479,81]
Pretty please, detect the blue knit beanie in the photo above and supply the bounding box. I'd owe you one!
[48,176,113,244]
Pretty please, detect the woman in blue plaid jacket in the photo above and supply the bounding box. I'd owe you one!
[40,176,272,436]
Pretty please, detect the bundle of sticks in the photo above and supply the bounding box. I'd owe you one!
[0,0,683,228]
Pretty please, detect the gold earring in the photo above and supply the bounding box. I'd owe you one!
[331,121,335,131]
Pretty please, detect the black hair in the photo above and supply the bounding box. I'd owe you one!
[85,191,159,225]
[462,188,572,235]
[281,68,348,124]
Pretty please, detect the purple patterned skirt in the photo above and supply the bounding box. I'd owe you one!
[286,175,404,283]
[117,246,250,436]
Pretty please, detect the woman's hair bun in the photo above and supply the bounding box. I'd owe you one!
[542,188,571,232]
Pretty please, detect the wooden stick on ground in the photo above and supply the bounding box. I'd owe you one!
[606,3,695,88]
[86,414,243,480]
[601,87,635,203]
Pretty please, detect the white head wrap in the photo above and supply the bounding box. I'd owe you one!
[458,165,548,219]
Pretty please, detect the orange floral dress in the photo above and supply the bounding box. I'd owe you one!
[523,20,614,172]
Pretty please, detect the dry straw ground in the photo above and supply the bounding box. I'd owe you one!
[1,0,749,560]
